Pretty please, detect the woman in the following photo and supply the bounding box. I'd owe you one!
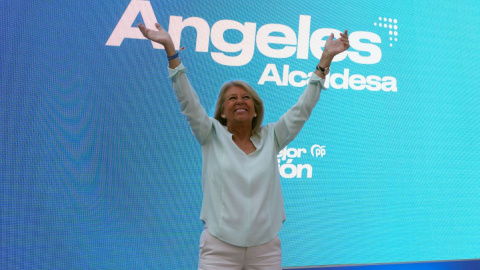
[138,22,349,269]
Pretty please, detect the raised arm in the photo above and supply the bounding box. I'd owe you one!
[274,30,350,150]
[138,22,212,144]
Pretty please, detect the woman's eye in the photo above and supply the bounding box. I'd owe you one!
[229,97,236,100]
[243,96,250,99]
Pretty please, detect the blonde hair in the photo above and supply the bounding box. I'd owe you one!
[213,81,264,135]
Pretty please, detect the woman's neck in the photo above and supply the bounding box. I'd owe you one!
[227,123,252,141]
[227,123,256,154]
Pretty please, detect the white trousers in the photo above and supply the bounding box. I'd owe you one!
[198,229,282,270]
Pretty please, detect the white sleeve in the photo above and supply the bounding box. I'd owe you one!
[168,63,213,145]
[274,73,326,151]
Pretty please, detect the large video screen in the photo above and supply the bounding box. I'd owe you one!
[2,1,480,269]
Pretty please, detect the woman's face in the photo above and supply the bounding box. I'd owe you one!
[222,86,256,127]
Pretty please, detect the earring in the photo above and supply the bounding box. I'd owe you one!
[254,113,257,117]
[221,114,225,119]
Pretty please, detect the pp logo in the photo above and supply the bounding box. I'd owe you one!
[310,144,326,158]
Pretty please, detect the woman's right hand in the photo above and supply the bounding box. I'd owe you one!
[138,22,173,48]
[138,22,180,68]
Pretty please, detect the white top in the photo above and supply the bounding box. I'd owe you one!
[168,63,326,247]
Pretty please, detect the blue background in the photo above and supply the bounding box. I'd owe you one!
[1,0,480,269]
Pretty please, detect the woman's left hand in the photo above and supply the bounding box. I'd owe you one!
[314,29,349,78]
[324,30,350,58]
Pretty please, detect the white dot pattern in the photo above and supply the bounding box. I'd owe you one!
[374,17,399,47]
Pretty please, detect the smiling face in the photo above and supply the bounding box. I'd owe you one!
[214,80,264,134]
[221,86,257,128]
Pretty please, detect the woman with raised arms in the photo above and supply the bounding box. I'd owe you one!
[138,22,349,270]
